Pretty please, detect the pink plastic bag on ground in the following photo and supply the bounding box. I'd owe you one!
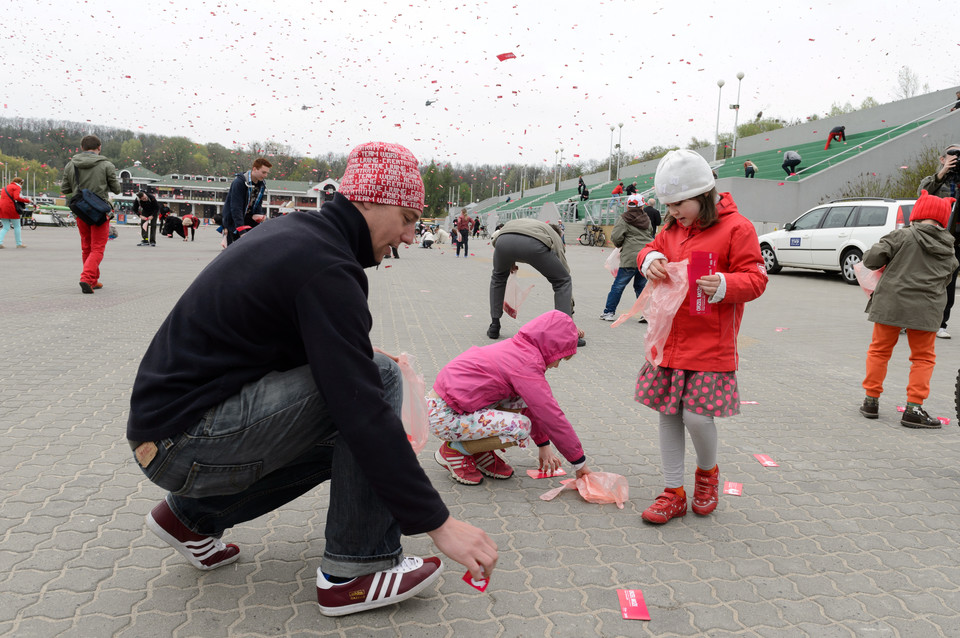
[539,472,629,508]
[611,259,688,366]
[604,248,621,276]
[854,262,884,297]
[503,272,534,319]
[397,353,429,454]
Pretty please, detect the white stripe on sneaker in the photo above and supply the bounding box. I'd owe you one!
[366,572,383,603]
[390,572,403,597]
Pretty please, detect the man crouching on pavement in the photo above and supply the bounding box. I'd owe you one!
[126,141,497,617]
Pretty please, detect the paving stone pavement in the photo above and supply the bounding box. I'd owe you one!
[2,224,960,637]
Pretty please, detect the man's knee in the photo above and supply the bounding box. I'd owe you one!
[373,352,402,403]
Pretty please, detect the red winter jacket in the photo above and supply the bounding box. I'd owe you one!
[637,193,767,372]
[611,184,624,195]
[0,182,30,219]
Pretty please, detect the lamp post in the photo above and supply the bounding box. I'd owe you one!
[558,147,564,190]
[553,148,560,192]
[608,125,615,181]
[714,79,725,162]
[731,71,745,158]
[616,122,624,181]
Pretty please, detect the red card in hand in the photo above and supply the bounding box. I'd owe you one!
[617,589,651,620]
[526,468,567,479]
[463,570,489,592]
[687,251,717,316]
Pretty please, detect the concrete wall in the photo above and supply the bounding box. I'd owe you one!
[474,88,960,219]
[735,88,958,157]
[726,110,960,230]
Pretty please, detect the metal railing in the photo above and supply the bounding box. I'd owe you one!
[791,101,956,179]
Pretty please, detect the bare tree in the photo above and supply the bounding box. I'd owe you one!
[895,66,921,100]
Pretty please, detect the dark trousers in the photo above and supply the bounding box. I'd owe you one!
[782,159,801,176]
[457,229,469,256]
[490,233,572,318]
[141,216,157,243]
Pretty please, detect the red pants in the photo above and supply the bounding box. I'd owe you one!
[863,323,937,404]
[824,131,844,150]
[77,218,110,285]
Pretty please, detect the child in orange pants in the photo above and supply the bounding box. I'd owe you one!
[860,190,958,428]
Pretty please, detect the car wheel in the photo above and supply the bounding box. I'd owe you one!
[840,248,862,285]
[760,244,781,274]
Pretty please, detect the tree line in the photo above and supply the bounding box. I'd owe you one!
[0,94,882,216]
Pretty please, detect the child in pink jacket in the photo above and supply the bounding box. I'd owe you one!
[430,310,592,485]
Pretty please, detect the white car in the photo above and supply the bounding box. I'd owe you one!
[758,198,915,285]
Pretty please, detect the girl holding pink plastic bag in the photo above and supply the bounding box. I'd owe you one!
[634,150,767,525]
[429,310,593,486]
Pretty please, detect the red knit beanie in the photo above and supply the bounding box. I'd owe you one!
[910,190,955,228]
[338,142,425,213]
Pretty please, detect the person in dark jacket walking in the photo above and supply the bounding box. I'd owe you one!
[127,142,496,618]
[223,158,272,245]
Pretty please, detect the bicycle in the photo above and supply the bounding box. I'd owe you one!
[578,223,606,247]
[50,210,76,227]
[20,205,37,230]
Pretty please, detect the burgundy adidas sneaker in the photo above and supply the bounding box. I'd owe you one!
[472,449,514,479]
[146,500,240,571]
[316,556,444,616]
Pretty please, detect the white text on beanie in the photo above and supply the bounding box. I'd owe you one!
[339,142,425,213]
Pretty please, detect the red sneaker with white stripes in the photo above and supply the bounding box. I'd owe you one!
[316,556,444,616]
[435,442,483,485]
[146,500,240,570]
[472,449,514,479]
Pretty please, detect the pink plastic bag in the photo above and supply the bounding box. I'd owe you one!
[611,259,688,366]
[604,247,621,277]
[539,472,629,508]
[503,272,534,319]
[854,262,884,297]
[397,353,429,454]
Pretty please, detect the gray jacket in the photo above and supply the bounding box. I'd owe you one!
[492,218,570,273]
[863,223,959,331]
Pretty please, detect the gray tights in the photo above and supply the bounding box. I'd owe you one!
[658,410,718,488]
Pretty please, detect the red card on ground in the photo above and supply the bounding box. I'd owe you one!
[462,571,489,592]
[723,481,743,495]
[526,468,567,479]
[938,416,951,425]
[754,454,779,467]
[617,589,651,620]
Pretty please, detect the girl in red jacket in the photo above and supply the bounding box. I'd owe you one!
[635,150,767,525]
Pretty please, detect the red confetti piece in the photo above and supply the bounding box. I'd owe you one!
[496,52,516,61]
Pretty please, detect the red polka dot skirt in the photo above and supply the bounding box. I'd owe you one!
[635,362,740,417]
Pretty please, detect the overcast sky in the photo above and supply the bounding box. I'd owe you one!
[4,0,955,169]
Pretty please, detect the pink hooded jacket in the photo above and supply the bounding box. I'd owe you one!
[433,310,586,464]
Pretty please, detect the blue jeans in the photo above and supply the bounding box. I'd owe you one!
[603,267,646,314]
[0,218,22,246]
[134,353,403,577]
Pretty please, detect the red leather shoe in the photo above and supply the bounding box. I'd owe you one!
[146,500,240,570]
[692,466,719,515]
[642,489,687,524]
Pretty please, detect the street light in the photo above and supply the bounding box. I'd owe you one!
[731,71,745,158]
[616,122,624,181]
[558,147,564,188]
[714,79,725,162]
[608,125,615,181]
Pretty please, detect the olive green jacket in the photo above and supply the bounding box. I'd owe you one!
[863,223,958,331]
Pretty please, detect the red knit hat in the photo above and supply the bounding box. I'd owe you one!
[911,190,956,228]
[338,142,425,213]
